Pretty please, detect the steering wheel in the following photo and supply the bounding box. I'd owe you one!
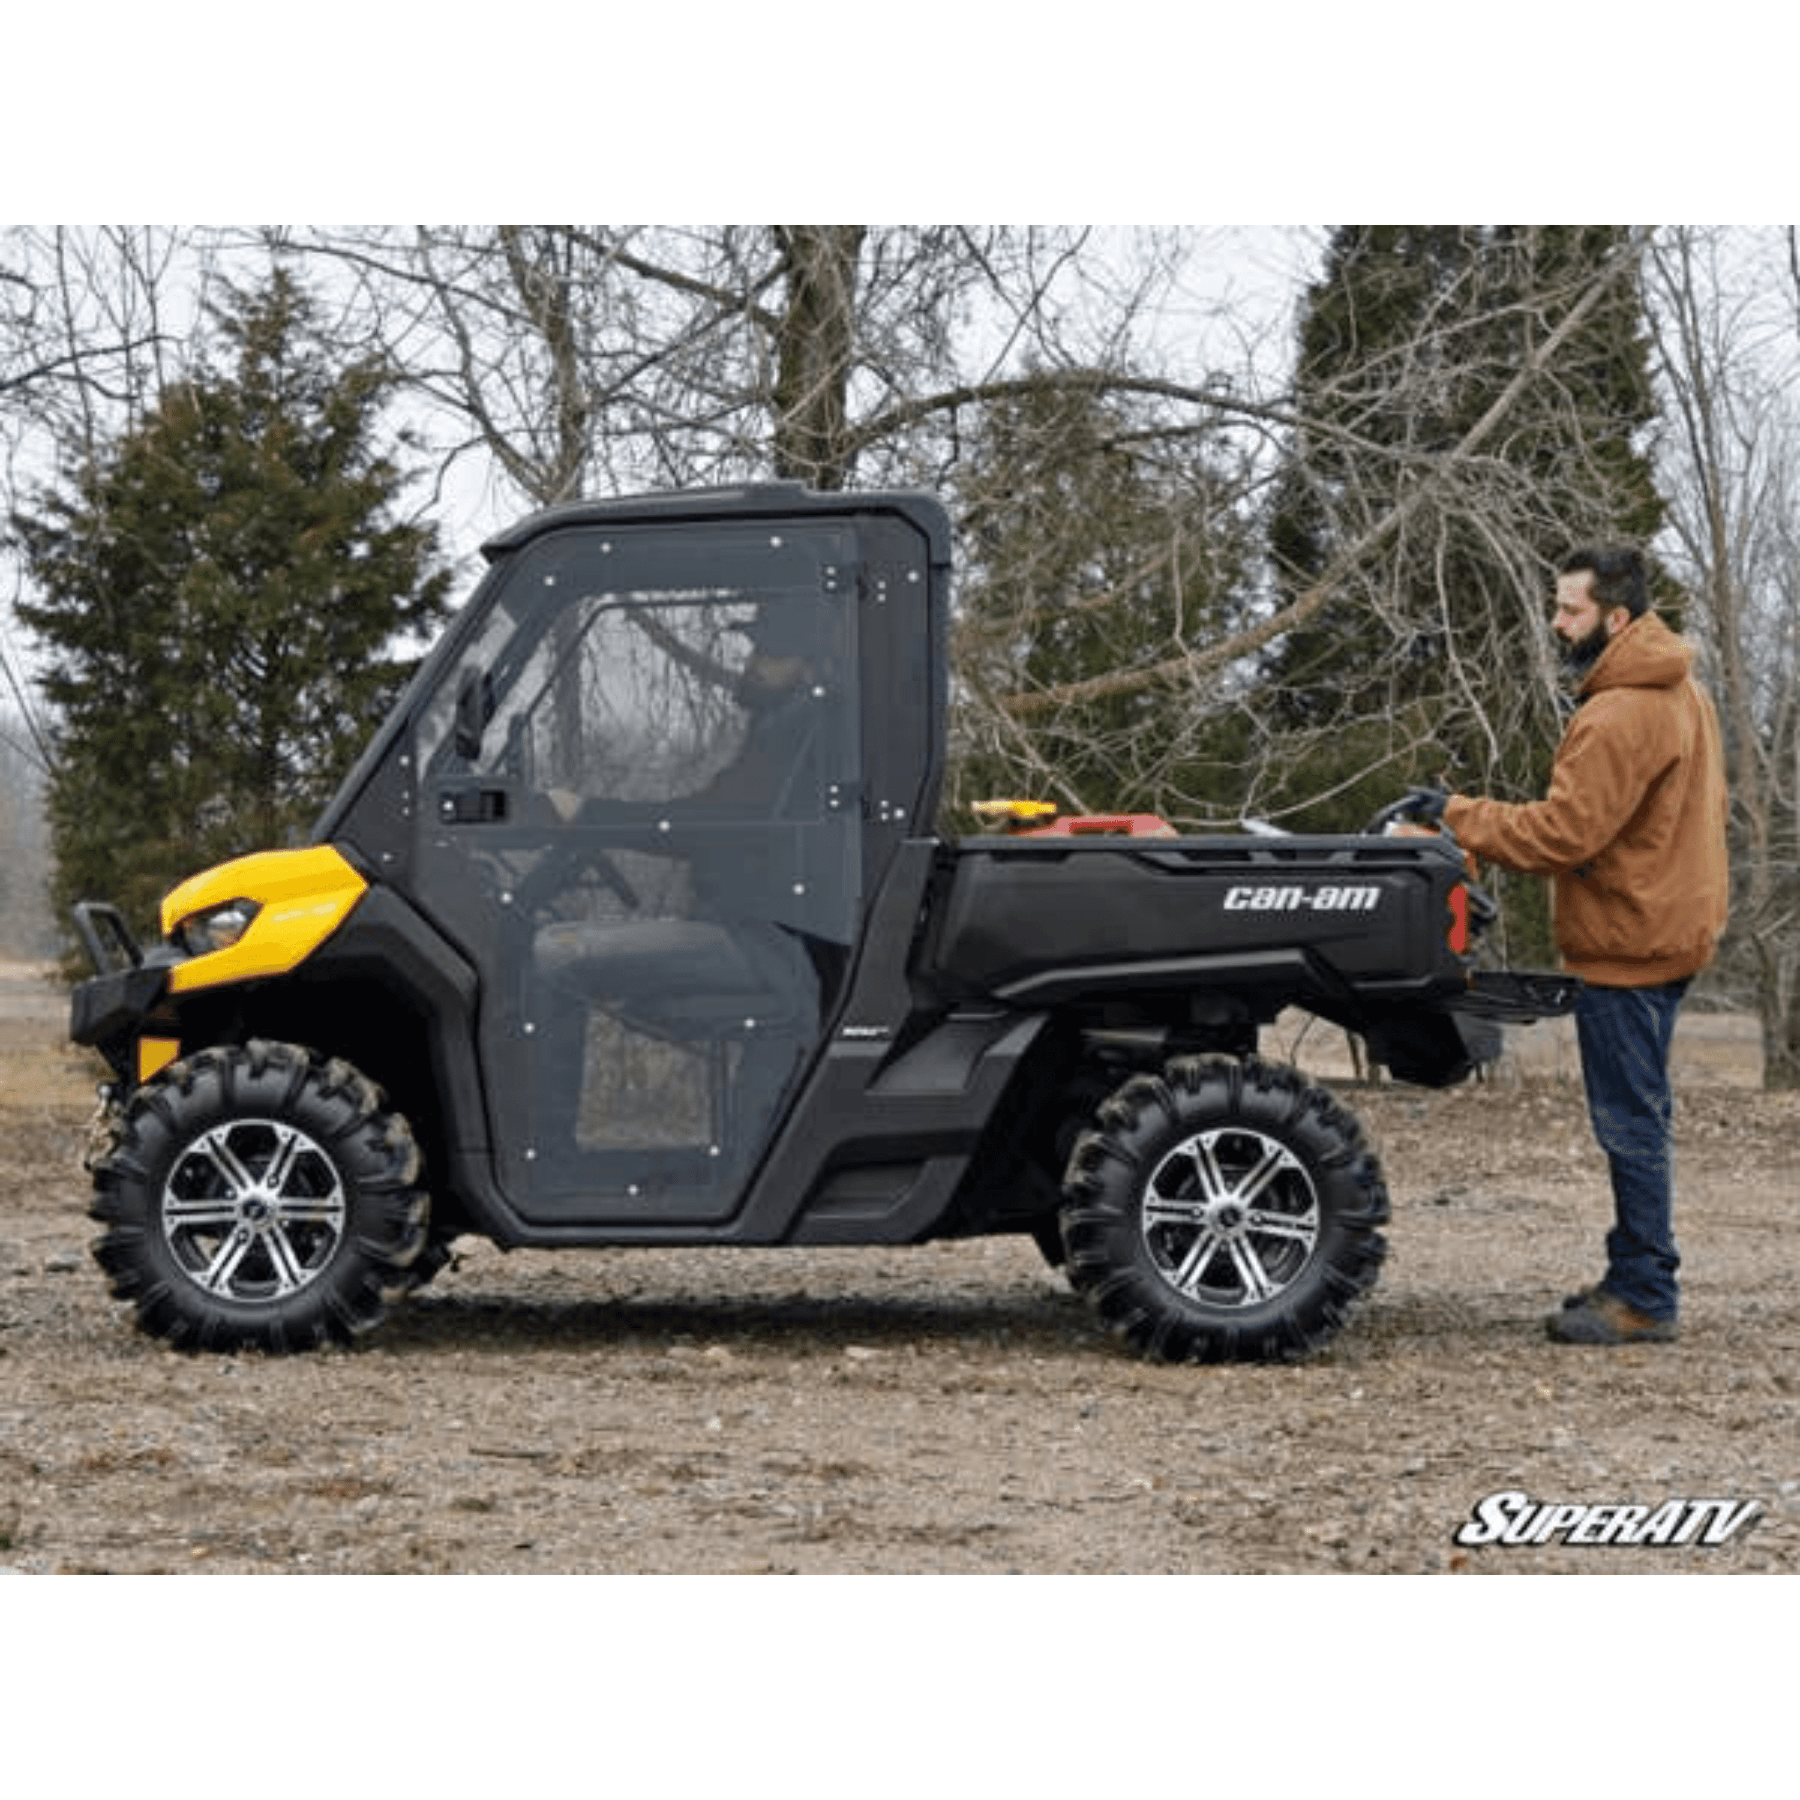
[515,826,643,917]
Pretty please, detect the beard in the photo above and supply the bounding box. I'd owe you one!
[1558,614,1612,681]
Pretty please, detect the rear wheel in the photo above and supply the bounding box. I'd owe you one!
[1060,1055,1388,1362]
[90,1040,428,1352]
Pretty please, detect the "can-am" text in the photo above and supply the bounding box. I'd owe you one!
[1223,885,1383,913]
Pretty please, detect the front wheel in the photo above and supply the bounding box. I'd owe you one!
[1060,1055,1388,1362]
[89,1041,429,1353]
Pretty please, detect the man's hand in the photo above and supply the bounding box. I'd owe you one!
[1401,785,1449,826]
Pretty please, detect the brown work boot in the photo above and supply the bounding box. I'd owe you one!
[1547,1289,1678,1345]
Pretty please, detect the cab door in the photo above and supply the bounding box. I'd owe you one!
[410,520,862,1225]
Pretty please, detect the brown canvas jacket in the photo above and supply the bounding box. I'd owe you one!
[1443,612,1729,988]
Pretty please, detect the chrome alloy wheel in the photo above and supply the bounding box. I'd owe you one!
[161,1118,349,1301]
[1139,1126,1321,1308]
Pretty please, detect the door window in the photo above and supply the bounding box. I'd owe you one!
[415,522,861,1223]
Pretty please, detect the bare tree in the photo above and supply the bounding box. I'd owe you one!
[258,227,1258,507]
[290,227,1662,871]
[1646,225,1800,1087]
[1,228,213,462]
[2,227,218,938]
[943,369,1266,825]
[0,709,53,954]
[972,235,1649,827]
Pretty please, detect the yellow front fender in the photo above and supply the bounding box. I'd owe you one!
[162,845,369,995]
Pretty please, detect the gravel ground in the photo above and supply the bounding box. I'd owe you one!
[2,965,1796,1578]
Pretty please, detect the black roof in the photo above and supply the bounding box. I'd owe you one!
[481,483,952,564]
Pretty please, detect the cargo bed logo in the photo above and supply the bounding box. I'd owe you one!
[1223,884,1382,914]
[1454,1489,1762,1549]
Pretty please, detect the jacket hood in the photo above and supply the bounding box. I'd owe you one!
[1582,611,1693,698]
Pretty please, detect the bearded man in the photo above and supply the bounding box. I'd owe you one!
[1415,547,1730,1344]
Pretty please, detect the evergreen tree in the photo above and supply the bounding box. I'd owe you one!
[12,266,452,942]
[945,372,1259,826]
[1262,227,1667,959]
[1266,226,1666,823]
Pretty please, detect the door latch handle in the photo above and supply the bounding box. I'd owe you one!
[437,784,510,824]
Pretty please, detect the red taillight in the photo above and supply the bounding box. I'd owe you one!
[1447,882,1470,955]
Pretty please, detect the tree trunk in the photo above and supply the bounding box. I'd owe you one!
[1759,941,1800,1089]
[497,226,591,504]
[770,227,865,490]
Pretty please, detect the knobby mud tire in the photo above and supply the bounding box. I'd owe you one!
[386,1227,461,1297]
[1060,1054,1389,1363]
[89,1040,429,1353]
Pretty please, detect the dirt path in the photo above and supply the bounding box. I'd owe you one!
[2,967,1795,1575]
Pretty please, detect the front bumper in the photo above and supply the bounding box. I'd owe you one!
[68,901,179,1083]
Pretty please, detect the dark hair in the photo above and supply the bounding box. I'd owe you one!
[1559,545,1650,619]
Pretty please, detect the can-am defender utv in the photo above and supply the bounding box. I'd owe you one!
[68,485,1574,1362]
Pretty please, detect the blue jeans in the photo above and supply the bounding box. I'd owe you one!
[1574,980,1689,1321]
